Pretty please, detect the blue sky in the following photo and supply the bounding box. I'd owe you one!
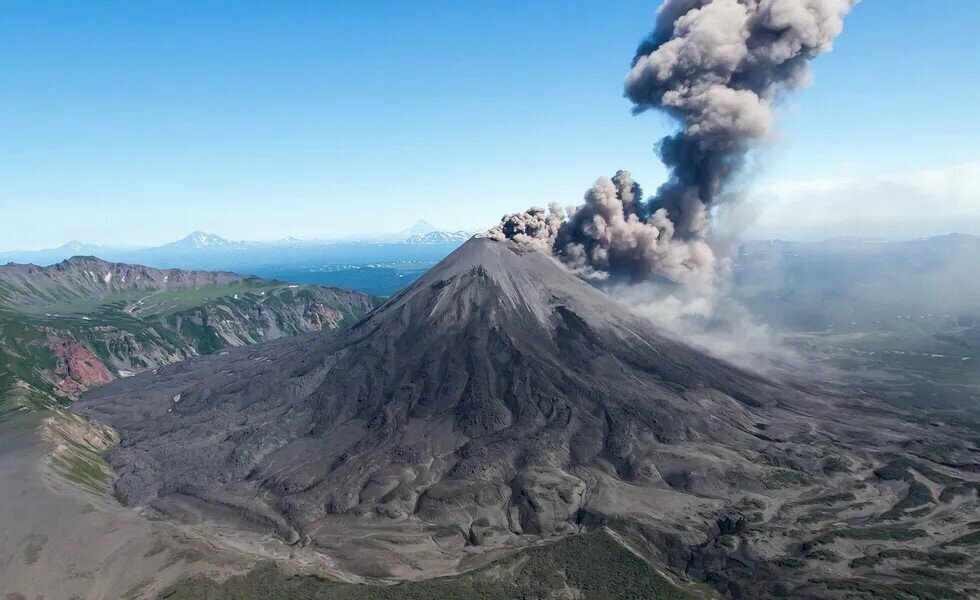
[2,0,979,249]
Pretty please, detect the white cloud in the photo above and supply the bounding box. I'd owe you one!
[739,162,980,240]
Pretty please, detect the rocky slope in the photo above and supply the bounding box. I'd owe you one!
[77,239,980,598]
[0,257,380,416]
[0,255,261,310]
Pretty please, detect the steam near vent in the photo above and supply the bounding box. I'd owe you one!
[485,0,856,284]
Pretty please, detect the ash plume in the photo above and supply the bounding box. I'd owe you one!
[486,0,855,284]
[627,0,855,244]
[482,202,565,253]
[553,170,718,284]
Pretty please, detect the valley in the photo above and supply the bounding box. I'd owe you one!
[0,256,379,417]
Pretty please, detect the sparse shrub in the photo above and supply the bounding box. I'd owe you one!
[805,548,842,563]
[764,470,813,490]
[822,456,850,474]
[772,557,805,569]
[798,492,856,506]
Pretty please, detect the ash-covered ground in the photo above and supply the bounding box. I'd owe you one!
[69,238,980,598]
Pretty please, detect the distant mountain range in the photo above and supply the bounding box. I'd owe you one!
[404,230,471,245]
[5,232,978,317]
[0,221,475,271]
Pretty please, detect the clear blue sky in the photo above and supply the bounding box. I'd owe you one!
[2,0,979,249]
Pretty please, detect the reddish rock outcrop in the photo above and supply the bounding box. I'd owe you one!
[49,340,115,398]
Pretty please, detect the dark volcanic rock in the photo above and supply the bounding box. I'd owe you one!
[81,239,787,516]
[76,239,980,598]
[76,238,979,592]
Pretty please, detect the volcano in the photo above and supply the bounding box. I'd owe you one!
[75,238,980,593]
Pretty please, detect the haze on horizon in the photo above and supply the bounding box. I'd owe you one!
[2,0,979,249]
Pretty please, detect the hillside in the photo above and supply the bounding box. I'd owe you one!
[77,238,980,598]
[161,529,714,600]
[0,256,380,417]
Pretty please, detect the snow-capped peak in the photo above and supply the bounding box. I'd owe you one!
[182,231,228,248]
[404,230,471,245]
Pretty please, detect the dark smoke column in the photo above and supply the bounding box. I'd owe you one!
[487,0,855,285]
[626,0,855,241]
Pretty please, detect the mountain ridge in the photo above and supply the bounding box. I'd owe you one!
[71,237,980,597]
[1,224,476,263]
[0,258,380,418]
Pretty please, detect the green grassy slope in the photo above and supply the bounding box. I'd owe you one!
[0,271,380,418]
[159,529,714,600]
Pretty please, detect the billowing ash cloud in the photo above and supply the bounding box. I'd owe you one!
[486,0,854,284]
[553,170,717,283]
[627,0,855,241]
[482,202,565,253]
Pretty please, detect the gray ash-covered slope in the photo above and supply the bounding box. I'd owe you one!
[75,238,933,585]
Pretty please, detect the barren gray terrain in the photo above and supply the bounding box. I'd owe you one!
[69,238,980,598]
[0,411,242,599]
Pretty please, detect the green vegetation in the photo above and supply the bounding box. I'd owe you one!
[849,554,880,569]
[805,548,843,563]
[763,469,813,490]
[42,409,120,494]
[811,578,969,600]
[772,557,805,569]
[939,483,980,504]
[822,456,851,474]
[22,534,46,565]
[882,480,934,519]
[875,457,961,486]
[851,548,970,567]
[897,567,961,582]
[944,530,980,547]
[158,530,715,600]
[814,525,928,543]
[0,310,67,418]
[940,485,973,502]
[797,491,856,506]
[923,550,970,567]
[0,274,379,416]
[912,442,964,466]
[872,458,953,519]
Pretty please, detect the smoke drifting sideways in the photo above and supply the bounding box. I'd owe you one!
[483,0,856,371]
